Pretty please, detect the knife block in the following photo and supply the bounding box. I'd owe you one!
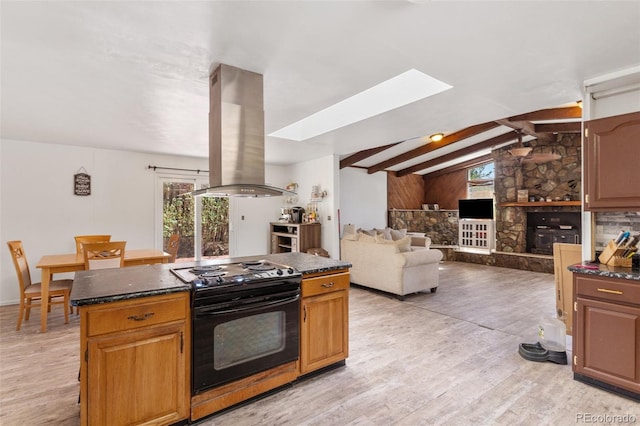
[598,240,632,267]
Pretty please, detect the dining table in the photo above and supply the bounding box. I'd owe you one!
[35,249,171,332]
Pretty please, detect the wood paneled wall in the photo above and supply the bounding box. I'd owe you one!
[387,172,424,210]
[423,169,467,210]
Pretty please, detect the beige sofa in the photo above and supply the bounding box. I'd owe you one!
[340,230,443,300]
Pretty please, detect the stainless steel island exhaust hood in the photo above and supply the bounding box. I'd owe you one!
[193,64,295,198]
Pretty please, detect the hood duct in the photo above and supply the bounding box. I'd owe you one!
[193,64,295,198]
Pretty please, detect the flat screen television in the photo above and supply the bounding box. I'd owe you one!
[458,198,494,219]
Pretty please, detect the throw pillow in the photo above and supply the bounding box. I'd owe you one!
[358,232,376,243]
[379,227,392,240]
[374,234,400,252]
[389,228,407,241]
[395,235,412,253]
[342,224,356,236]
[342,232,359,241]
[358,228,377,237]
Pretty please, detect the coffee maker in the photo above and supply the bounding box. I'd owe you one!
[279,207,291,222]
[290,206,305,224]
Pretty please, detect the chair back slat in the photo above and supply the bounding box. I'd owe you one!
[166,234,180,263]
[82,241,126,270]
[74,235,111,255]
[7,240,32,293]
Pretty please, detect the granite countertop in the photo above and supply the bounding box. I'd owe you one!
[71,252,351,306]
[71,263,190,306]
[568,261,640,281]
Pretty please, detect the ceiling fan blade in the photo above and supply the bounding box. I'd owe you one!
[522,153,561,163]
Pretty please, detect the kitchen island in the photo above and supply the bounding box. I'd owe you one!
[568,262,640,401]
[71,252,351,425]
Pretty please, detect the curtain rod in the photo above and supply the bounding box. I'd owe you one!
[147,165,209,174]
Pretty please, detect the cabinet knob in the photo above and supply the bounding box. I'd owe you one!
[321,282,334,288]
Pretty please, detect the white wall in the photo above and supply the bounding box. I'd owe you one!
[0,139,296,305]
[229,164,292,257]
[288,155,341,259]
[339,168,387,233]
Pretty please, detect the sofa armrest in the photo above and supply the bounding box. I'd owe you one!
[410,236,432,249]
[395,248,443,267]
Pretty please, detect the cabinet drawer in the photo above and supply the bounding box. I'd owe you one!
[302,272,350,297]
[86,293,187,337]
[575,275,640,306]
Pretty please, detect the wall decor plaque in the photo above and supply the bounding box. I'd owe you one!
[74,169,91,196]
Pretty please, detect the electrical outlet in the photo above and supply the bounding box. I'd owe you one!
[327,215,331,220]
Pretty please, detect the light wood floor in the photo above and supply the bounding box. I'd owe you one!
[1,262,638,425]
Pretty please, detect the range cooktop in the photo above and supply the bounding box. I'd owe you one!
[171,260,300,290]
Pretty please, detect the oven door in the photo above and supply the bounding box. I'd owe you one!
[192,284,300,394]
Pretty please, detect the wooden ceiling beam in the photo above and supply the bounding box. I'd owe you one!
[534,122,581,133]
[339,141,401,169]
[366,121,500,174]
[507,106,582,121]
[396,131,516,177]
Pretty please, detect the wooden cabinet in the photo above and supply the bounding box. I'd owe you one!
[270,222,321,254]
[584,111,640,210]
[573,274,640,398]
[300,271,349,375]
[79,292,190,426]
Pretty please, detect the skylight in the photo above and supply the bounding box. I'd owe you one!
[268,69,453,141]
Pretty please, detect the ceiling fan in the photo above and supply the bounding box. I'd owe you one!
[507,131,561,164]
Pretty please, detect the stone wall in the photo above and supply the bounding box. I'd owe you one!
[494,133,582,253]
[388,209,459,245]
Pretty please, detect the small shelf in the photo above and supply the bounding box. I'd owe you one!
[499,201,581,207]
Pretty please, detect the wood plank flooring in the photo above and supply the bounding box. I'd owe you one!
[1,261,638,425]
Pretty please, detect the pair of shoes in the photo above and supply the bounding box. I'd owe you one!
[518,342,567,365]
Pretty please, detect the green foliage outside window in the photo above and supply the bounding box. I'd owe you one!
[162,182,229,258]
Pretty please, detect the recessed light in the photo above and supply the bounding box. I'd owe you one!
[429,133,444,142]
[269,69,452,141]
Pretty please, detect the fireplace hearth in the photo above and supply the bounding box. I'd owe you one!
[526,212,581,255]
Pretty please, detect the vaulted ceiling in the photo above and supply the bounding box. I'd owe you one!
[1,2,638,174]
[340,105,583,176]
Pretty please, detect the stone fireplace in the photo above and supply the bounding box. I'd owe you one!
[526,211,581,255]
[494,133,582,254]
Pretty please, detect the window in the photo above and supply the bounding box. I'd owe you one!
[159,176,229,262]
[468,162,495,199]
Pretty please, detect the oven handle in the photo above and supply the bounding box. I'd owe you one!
[195,293,300,317]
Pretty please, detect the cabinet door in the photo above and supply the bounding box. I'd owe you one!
[87,323,188,426]
[574,297,640,394]
[584,111,640,210]
[300,289,349,374]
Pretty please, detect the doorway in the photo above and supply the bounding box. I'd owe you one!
[159,176,229,261]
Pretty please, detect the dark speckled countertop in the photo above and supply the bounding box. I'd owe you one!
[568,262,640,281]
[71,252,351,307]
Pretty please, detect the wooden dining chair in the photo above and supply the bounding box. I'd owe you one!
[82,241,126,270]
[7,240,73,331]
[74,235,111,255]
[166,234,180,263]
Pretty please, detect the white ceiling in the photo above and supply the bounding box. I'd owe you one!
[2,1,639,171]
